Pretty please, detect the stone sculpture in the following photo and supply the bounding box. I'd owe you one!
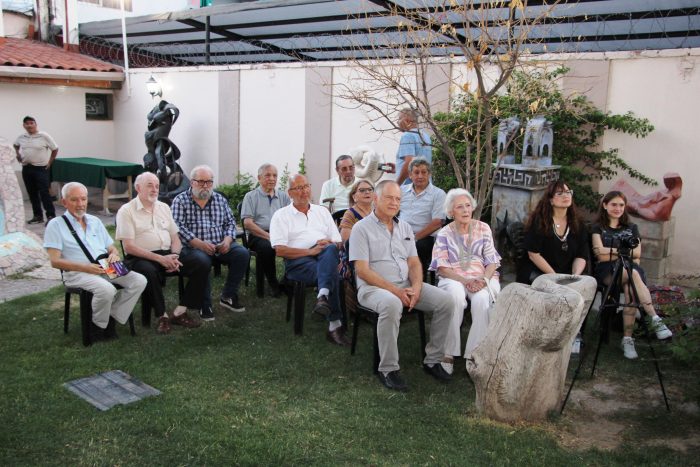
[0,138,51,278]
[497,117,520,164]
[143,100,189,203]
[521,116,553,167]
[349,145,393,183]
[611,172,682,222]
[467,273,596,422]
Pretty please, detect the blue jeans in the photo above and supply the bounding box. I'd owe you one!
[285,243,342,321]
[181,243,250,308]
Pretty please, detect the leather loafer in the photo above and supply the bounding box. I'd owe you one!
[170,312,201,328]
[378,370,409,392]
[326,328,351,347]
[423,363,452,382]
[27,216,43,224]
[313,296,331,317]
[156,316,171,334]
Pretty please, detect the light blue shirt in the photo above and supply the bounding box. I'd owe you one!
[396,129,432,185]
[399,183,446,235]
[44,213,113,264]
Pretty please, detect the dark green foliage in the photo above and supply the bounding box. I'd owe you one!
[432,67,656,212]
[658,290,700,366]
[215,172,256,219]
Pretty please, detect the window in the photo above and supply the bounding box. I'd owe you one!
[85,93,113,120]
[78,0,132,11]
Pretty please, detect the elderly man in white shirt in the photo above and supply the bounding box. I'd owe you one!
[270,174,349,347]
[319,155,356,214]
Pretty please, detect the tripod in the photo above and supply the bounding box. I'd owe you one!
[561,249,670,413]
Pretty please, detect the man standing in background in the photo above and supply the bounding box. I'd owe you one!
[395,108,432,186]
[14,116,59,225]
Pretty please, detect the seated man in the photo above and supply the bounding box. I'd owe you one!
[399,158,446,274]
[270,174,349,346]
[350,180,453,391]
[172,165,250,321]
[44,182,147,341]
[116,172,208,334]
[240,163,290,297]
[319,154,356,214]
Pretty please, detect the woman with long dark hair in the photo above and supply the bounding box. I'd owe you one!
[592,190,672,359]
[519,180,588,284]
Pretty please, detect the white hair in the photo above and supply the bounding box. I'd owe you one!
[134,171,158,187]
[444,188,477,218]
[61,182,87,198]
[190,164,213,180]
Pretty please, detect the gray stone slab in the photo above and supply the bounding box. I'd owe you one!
[64,370,161,411]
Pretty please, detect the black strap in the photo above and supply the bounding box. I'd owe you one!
[348,207,363,222]
[61,215,98,264]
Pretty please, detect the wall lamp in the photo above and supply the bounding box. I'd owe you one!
[146,75,162,99]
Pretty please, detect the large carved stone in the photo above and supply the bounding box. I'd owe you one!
[467,274,596,422]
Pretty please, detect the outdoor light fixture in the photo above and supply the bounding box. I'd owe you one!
[146,75,162,99]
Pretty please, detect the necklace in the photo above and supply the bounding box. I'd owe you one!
[553,224,570,251]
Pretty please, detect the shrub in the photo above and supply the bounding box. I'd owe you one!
[215,172,256,219]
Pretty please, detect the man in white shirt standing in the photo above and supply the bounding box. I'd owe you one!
[319,155,356,214]
[14,116,59,225]
[270,174,350,346]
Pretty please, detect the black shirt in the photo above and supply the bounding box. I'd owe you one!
[591,222,640,249]
[523,224,589,276]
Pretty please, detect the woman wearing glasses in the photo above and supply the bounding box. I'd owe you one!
[591,190,672,359]
[339,180,375,243]
[520,180,588,284]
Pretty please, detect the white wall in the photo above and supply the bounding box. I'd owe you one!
[76,0,191,23]
[1,11,31,38]
[0,82,116,173]
[239,67,305,181]
[601,54,700,278]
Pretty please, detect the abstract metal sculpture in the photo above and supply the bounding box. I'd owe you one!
[143,100,189,203]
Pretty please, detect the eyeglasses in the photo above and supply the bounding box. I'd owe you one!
[289,184,312,192]
[357,187,374,194]
[554,190,574,197]
[192,179,214,187]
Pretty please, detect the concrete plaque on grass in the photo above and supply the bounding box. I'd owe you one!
[64,370,161,411]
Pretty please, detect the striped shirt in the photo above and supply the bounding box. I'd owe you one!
[428,220,501,280]
[171,189,237,245]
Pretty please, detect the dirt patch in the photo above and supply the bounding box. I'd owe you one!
[556,377,699,453]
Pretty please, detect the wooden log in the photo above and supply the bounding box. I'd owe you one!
[467,274,596,422]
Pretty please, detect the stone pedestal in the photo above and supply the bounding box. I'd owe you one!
[491,164,560,227]
[635,216,674,285]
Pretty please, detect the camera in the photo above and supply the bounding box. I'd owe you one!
[611,231,640,254]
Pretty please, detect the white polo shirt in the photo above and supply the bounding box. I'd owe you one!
[269,203,341,249]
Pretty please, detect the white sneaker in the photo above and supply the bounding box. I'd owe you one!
[571,333,583,356]
[440,361,454,375]
[652,317,673,340]
[621,337,638,359]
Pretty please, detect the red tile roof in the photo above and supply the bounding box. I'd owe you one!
[0,37,122,72]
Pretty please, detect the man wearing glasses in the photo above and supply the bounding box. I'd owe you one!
[172,165,250,321]
[319,155,356,213]
[270,174,350,347]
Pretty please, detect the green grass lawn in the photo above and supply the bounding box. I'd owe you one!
[1,270,698,466]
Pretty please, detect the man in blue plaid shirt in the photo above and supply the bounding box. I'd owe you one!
[172,165,250,321]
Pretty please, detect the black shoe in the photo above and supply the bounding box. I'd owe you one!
[45,215,55,226]
[103,318,119,340]
[89,322,107,342]
[313,296,331,317]
[270,283,282,298]
[220,295,245,312]
[378,370,409,392]
[27,216,43,224]
[200,306,215,321]
[423,363,452,382]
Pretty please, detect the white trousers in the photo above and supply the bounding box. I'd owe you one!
[437,277,501,358]
[63,271,147,329]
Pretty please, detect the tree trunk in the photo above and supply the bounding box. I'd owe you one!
[467,274,597,422]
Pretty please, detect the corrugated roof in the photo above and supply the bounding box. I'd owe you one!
[77,0,700,68]
[0,37,123,72]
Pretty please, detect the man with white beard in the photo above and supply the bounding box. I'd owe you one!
[44,182,147,341]
[172,165,250,321]
[116,172,208,334]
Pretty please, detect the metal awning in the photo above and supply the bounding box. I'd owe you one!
[78,0,700,67]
